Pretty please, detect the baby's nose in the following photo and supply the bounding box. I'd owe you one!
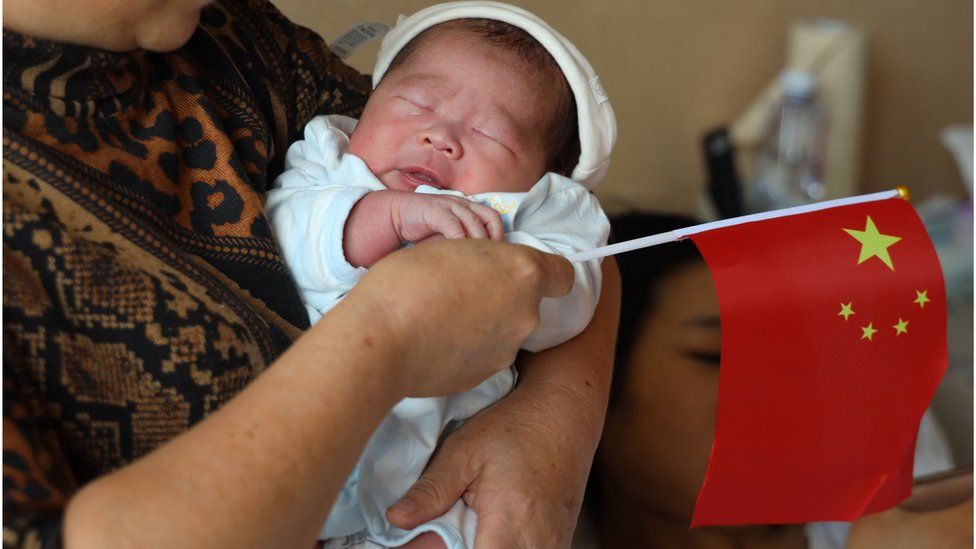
[421,127,463,159]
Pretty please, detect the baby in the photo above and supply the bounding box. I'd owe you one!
[266,2,616,548]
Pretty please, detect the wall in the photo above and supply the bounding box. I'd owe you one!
[271,0,973,215]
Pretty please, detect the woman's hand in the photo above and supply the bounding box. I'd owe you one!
[847,499,973,548]
[350,238,575,397]
[848,472,973,549]
[387,259,620,548]
[388,383,593,548]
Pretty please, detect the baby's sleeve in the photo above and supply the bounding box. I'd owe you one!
[266,115,385,321]
[503,176,610,352]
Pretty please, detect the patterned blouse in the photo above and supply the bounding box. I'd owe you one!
[2,1,370,545]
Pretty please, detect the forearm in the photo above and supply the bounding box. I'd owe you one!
[344,191,403,267]
[513,258,620,475]
[64,298,404,548]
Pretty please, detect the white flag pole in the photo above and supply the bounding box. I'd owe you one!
[567,189,905,263]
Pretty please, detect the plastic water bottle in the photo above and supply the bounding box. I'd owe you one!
[749,70,828,211]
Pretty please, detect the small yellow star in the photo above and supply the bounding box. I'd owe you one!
[893,318,909,335]
[861,322,877,341]
[843,216,902,271]
[838,302,855,321]
[914,290,930,309]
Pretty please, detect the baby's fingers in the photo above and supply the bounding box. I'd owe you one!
[448,203,490,239]
[469,203,505,241]
[424,210,467,240]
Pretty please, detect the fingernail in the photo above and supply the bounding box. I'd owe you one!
[392,499,416,516]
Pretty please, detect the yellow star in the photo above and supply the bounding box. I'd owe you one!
[843,216,902,271]
[893,318,909,335]
[914,290,930,309]
[861,322,877,341]
[838,302,855,321]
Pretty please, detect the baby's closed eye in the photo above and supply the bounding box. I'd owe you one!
[472,126,514,155]
[397,96,434,114]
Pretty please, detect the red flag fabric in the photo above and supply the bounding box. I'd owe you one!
[689,197,947,526]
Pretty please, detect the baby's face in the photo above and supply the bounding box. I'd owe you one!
[348,29,559,196]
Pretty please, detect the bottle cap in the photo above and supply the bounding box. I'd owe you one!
[781,70,817,98]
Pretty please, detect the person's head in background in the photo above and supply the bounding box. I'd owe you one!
[348,18,580,196]
[586,212,809,548]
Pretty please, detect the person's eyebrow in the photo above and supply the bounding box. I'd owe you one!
[387,73,448,98]
[683,315,721,328]
[399,73,447,87]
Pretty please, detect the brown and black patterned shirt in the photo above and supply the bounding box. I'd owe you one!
[3,1,370,545]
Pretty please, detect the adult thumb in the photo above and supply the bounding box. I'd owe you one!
[520,247,574,299]
[386,449,471,529]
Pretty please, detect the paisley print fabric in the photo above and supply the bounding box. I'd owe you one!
[2,1,370,545]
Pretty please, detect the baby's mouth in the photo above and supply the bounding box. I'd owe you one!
[400,168,443,189]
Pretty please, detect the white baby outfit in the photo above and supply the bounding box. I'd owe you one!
[265,114,609,548]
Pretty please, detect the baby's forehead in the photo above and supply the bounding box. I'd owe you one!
[388,27,565,101]
[409,23,562,76]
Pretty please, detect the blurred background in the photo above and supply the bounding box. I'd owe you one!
[272,0,973,466]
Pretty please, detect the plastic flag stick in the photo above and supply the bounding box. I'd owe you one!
[567,189,903,263]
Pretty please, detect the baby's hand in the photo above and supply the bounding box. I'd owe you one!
[392,192,505,243]
[344,190,505,268]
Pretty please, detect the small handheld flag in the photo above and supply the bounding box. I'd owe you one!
[574,189,947,526]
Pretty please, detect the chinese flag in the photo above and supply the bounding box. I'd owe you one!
[689,197,947,526]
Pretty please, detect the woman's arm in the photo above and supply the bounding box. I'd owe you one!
[388,258,621,547]
[64,295,403,548]
[62,240,574,548]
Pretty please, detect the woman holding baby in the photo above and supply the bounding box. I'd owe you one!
[2,0,619,547]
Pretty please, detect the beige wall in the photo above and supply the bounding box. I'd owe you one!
[272,0,973,216]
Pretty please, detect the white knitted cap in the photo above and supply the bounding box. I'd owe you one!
[372,1,616,190]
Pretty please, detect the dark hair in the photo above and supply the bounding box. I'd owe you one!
[582,212,704,518]
[383,18,580,177]
[610,212,706,404]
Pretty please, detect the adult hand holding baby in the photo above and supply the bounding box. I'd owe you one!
[388,259,621,549]
[347,237,574,396]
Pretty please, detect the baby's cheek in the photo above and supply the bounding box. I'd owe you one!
[346,131,366,157]
[347,135,384,173]
[350,129,401,166]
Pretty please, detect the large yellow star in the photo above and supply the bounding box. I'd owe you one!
[861,322,877,341]
[837,302,855,321]
[843,216,902,270]
[914,290,930,309]
[893,318,909,335]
